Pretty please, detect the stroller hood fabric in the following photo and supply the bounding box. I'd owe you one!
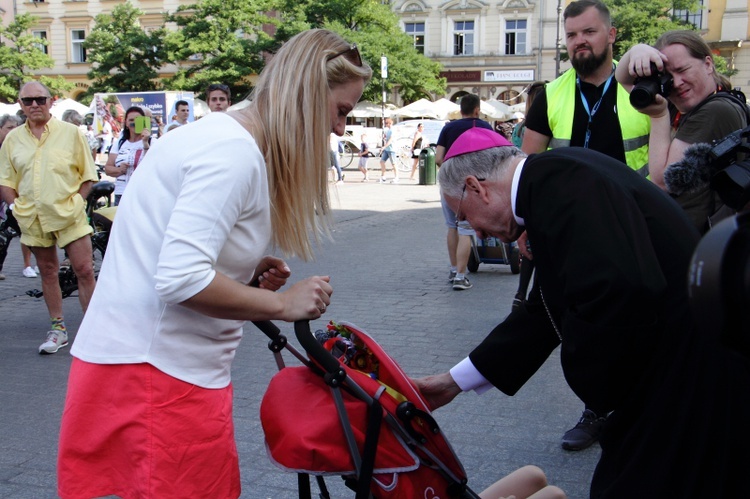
[260,321,470,497]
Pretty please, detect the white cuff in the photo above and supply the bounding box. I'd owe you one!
[449,357,494,395]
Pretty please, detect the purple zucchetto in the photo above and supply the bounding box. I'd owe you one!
[443,127,513,161]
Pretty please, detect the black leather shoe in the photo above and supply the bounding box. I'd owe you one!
[561,409,606,451]
[511,292,525,310]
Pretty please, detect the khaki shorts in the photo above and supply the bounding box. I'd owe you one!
[20,210,93,249]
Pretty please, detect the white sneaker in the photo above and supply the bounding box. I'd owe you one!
[379,177,387,183]
[22,266,37,278]
[390,177,399,184]
[39,330,69,355]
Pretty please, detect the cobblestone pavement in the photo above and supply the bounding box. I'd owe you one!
[0,166,600,498]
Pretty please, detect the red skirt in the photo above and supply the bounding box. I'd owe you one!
[58,359,240,499]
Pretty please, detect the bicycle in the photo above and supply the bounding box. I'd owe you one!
[26,181,115,299]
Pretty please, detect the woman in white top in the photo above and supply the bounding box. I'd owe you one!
[58,29,372,499]
[104,106,151,205]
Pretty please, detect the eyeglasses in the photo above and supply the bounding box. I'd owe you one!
[454,178,485,228]
[20,96,49,106]
[454,184,468,229]
[327,44,363,67]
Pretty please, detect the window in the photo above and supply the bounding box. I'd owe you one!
[674,0,703,29]
[71,29,86,63]
[32,30,48,55]
[404,22,425,54]
[505,19,527,55]
[454,21,474,56]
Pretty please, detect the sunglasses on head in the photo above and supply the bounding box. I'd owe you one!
[20,96,49,106]
[327,44,363,67]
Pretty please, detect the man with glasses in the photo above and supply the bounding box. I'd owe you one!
[206,83,231,113]
[415,128,750,498]
[519,0,651,451]
[0,81,99,355]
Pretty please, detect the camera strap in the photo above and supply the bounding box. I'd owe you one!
[679,89,750,129]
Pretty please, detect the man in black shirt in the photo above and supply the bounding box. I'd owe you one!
[519,0,650,452]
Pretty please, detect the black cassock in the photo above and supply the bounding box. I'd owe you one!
[469,148,750,498]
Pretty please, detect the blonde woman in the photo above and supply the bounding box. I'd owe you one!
[57,29,372,499]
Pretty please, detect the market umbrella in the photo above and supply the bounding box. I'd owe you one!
[432,98,460,120]
[392,98,440,119]
[227,99,252,111]
[50,98,90,119]
[447,99,510,121]
[484,99,512,120]
[0,102,21,116]
[350,100,396,118]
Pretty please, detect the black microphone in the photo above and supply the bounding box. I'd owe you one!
[663,142,713,196]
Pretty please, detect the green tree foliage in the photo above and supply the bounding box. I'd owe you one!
[606,0,737,80]
[606,0,700,59]
[164,0,278,101]
[84,2,168,94]
[272,0,445,104]
[0,14,72,102]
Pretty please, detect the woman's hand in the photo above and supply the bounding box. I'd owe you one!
[139,129,152,145]
[253,255,292,291]
[625,44,668,78]
[616,43,668,93]
[277,276,333,321]
[636,94,670,119]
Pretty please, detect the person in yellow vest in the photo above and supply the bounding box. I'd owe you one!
[519,0,651,453]
[522,0,650,170]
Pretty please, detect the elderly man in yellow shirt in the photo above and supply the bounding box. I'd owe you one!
[0,81,99,355]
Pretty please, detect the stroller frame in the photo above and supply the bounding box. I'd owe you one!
[254,320,481,499]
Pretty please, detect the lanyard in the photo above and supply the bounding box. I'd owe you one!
[576,68,615,149]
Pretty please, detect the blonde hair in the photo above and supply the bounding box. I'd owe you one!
[247,29,372,260]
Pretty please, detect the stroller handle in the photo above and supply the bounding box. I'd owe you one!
[294,320,342,374]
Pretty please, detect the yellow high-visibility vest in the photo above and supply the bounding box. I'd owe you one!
[546,66,651,176]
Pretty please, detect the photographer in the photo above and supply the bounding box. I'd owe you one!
[616,30,748,234]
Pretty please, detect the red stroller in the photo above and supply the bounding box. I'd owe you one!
[255,320,481,499]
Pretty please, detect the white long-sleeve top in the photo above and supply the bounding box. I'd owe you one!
[72,113,271,389]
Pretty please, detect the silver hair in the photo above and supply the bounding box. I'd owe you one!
[438,146,527,198]
[61,109,83,125]
[0,114,20,128]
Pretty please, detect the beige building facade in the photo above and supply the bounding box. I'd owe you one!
[392,0,750,105]
[3,0,750,104]
[11,0,188,100]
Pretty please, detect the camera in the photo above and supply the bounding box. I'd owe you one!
[629,63,674,109]
[706,126,750,210]
[688,210,750,355]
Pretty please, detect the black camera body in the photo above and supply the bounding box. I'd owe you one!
[629,63,674,109]
[709,131,750,211]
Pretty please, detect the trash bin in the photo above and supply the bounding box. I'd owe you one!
[418,146,436,185]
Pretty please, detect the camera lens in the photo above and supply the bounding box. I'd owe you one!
[630,81,659,109]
